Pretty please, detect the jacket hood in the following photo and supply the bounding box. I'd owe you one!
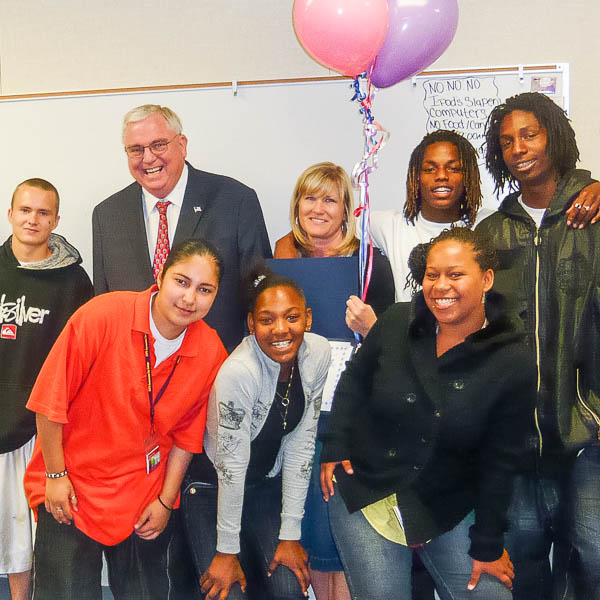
[1,233,83,271]
[498,169,593,222]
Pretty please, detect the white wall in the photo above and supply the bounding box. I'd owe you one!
[0,0,597,174]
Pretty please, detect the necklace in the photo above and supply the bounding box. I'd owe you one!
[275,364,295,430]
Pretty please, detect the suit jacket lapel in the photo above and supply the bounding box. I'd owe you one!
[173,165,207,244]
[123,185,153,274]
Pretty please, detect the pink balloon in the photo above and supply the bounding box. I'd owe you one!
[370,0,459,88]
[293,0,389,77]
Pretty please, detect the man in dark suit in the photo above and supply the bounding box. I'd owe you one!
[92,104,271,352]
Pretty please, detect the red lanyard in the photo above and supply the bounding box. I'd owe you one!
[143,333,181,430]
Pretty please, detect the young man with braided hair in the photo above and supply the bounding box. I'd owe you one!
[477,92,600,599]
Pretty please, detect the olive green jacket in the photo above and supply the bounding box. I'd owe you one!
[476,169,600,455]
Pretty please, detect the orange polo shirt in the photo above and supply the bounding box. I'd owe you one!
[24,286,227,546]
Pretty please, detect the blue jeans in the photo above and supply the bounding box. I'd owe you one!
[505,447,600,600]
[504,471,569,600]
[175,475,304,600]
[570,446,600,599]
[33,505,172,600]
[301,414,344,572]
[328,485,512,600]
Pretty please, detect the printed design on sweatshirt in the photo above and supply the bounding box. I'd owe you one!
[217,432,241,458]
[557,252,588,296]
[218,401,245,430]
[299,460,312,480]
[311,393,322,416]
[1,324,17,339]
[214,460,233,485]
[251,399,270,436]
[0,294,51,325]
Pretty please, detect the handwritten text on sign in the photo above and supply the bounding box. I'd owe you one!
[422,77,501,153]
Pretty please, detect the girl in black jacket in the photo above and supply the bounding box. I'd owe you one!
[321,227,536,600]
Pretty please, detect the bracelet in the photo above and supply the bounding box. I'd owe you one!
[157,494,173,511]
[45,469,68,479]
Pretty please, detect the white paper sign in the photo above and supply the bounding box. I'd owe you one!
[321,341,355,412]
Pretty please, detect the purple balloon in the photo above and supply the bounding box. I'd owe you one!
[370,0,459,89]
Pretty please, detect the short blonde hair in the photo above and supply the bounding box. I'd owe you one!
[290,162,359,257]
[12,178,60,215]
[122,105,183,143]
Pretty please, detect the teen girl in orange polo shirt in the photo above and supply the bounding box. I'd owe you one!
[24,239,228,600]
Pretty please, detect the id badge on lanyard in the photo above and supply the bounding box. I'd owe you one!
[143,333,180,474]
[144,433,161,475]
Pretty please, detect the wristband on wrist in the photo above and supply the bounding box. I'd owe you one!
[157,494,173,511]
[45,469,68,479]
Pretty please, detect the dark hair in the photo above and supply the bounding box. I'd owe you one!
[485,92,579,194]
[12,178,60,214]
[405,242,430,295]
[404,130,482,227]
[406,227,498,293]
[246,264,306,313]
[162,238,223,282]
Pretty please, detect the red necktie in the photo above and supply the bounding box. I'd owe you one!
[152,201,171,280]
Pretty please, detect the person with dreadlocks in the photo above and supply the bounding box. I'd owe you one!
[476,92,600,600]
[347,129,600,338]
[347,130,487,341]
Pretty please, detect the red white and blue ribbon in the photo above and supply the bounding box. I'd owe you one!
[350,73,389,339]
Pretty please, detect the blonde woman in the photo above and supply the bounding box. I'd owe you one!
[274,162,394,600]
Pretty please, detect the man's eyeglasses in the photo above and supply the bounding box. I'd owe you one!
[125,134,179,159]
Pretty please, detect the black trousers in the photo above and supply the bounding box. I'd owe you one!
[33,505,173,600]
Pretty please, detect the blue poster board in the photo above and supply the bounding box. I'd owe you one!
[268,256,358,341]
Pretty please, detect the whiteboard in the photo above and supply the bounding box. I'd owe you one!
[0,64,568,276]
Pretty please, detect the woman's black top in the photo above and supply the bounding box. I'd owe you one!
[191,367,305,485]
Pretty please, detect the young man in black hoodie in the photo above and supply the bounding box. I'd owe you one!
[477,93,600,600]
[0,179,92,600]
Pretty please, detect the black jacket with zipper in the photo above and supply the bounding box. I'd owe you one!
[476,169,600,457]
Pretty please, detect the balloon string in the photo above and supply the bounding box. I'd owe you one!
[360,178,374,304]
[350,73,389,338]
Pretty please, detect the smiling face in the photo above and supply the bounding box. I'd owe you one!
[247,286,312,367]
[422,239,493,330]
[153,254,219,339]
[297,183,346,250]
[124,112,188,199]
[8,184,59,260]
[419,142,465,223]
[499,110,554,188]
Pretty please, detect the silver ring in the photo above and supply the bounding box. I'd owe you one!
[71,495,76,500]
[585,205,591,211]
[574,203,582,209]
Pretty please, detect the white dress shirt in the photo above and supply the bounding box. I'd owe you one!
[142,164,189,263]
